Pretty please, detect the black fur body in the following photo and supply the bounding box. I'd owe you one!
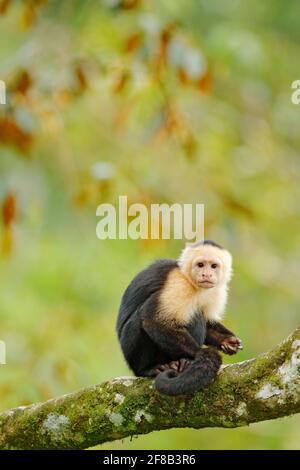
[117,258,236,396]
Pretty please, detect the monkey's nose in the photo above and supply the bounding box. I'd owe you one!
[202,273,212,280]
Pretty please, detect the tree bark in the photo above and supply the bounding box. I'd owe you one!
[0,327,299,450]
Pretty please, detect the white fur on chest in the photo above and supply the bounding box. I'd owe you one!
[191,287,227,322]
[158,268,228,325]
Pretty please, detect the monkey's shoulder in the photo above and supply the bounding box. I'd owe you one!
[157,268,199,324]
[117,259,178,330]
[125,259,178,298]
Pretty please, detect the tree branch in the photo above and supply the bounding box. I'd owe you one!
[0,327,300,450]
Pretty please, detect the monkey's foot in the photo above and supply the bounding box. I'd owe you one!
[174,358,192,373]
[220,336,243,355]
[155,358,191,375]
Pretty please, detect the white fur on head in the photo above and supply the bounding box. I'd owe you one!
[178,241,233,285]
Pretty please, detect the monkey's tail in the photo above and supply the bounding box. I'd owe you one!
[155,348,222,396]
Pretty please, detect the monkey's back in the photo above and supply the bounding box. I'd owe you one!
[116,259,177,373]
[117,259,177,335]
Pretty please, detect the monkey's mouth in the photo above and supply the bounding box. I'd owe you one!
[199,280,216,288]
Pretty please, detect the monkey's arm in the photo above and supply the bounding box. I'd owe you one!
[140,296,200,359]
[205,321,243,355]
[142,316,200,358]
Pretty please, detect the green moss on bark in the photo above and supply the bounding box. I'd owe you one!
[0,327,299,449]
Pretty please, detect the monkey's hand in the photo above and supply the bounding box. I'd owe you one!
[220,336,243,355]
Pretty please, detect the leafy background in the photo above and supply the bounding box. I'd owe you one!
[0,0,300,449]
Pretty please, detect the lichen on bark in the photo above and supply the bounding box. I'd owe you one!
[0,327,299,450]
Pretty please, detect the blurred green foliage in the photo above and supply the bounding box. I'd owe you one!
[0,0,300,449]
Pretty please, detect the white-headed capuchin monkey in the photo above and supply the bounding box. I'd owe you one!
[117,240,242,396]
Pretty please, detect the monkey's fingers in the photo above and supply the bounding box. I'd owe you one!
[220,344,230,354]
[156,364,170,372]
[169,360,180,371]
[221,336,243,353]
[154,363,173,375]
[230,337,243,349]
[227,336,242,345]
[220,343,239,355]
[178,358,192,373]
[233,338,243,351]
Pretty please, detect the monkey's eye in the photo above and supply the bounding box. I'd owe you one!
[211,263,218,269]
[197,262,204,268]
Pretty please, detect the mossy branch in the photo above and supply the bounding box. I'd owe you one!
[0,327,300,450]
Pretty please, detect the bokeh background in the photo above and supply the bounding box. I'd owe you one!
[0,0,300,450]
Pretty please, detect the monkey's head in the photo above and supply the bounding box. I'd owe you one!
[178,240,232,289]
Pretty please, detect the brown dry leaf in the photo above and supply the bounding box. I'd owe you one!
[2,193,17,228]
[74,187,92,207]
[198,70,213,94]
[181,133,197,159]
[154,28,173,77]
[151,105,197,158]
[151,107,179,146]
[178,68,189,85]
[122,0,140,10]
[125,32,143,53]
[0,117,33,153]
[23,3,37,27]
[74,64,89,93]
[0,0,11,15]
[165,106,180,133]
[112,70,130,94]
[2,192,16,256]
[11,70,34,96]
[160,28,173,52]
[22,0,46,28]
[223,193,256,219]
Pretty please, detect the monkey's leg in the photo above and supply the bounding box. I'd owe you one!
[205,321,243,355]
[155,348,222,396]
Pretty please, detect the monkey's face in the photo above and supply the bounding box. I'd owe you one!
[179,243,233,289]
[190,256,223,288]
